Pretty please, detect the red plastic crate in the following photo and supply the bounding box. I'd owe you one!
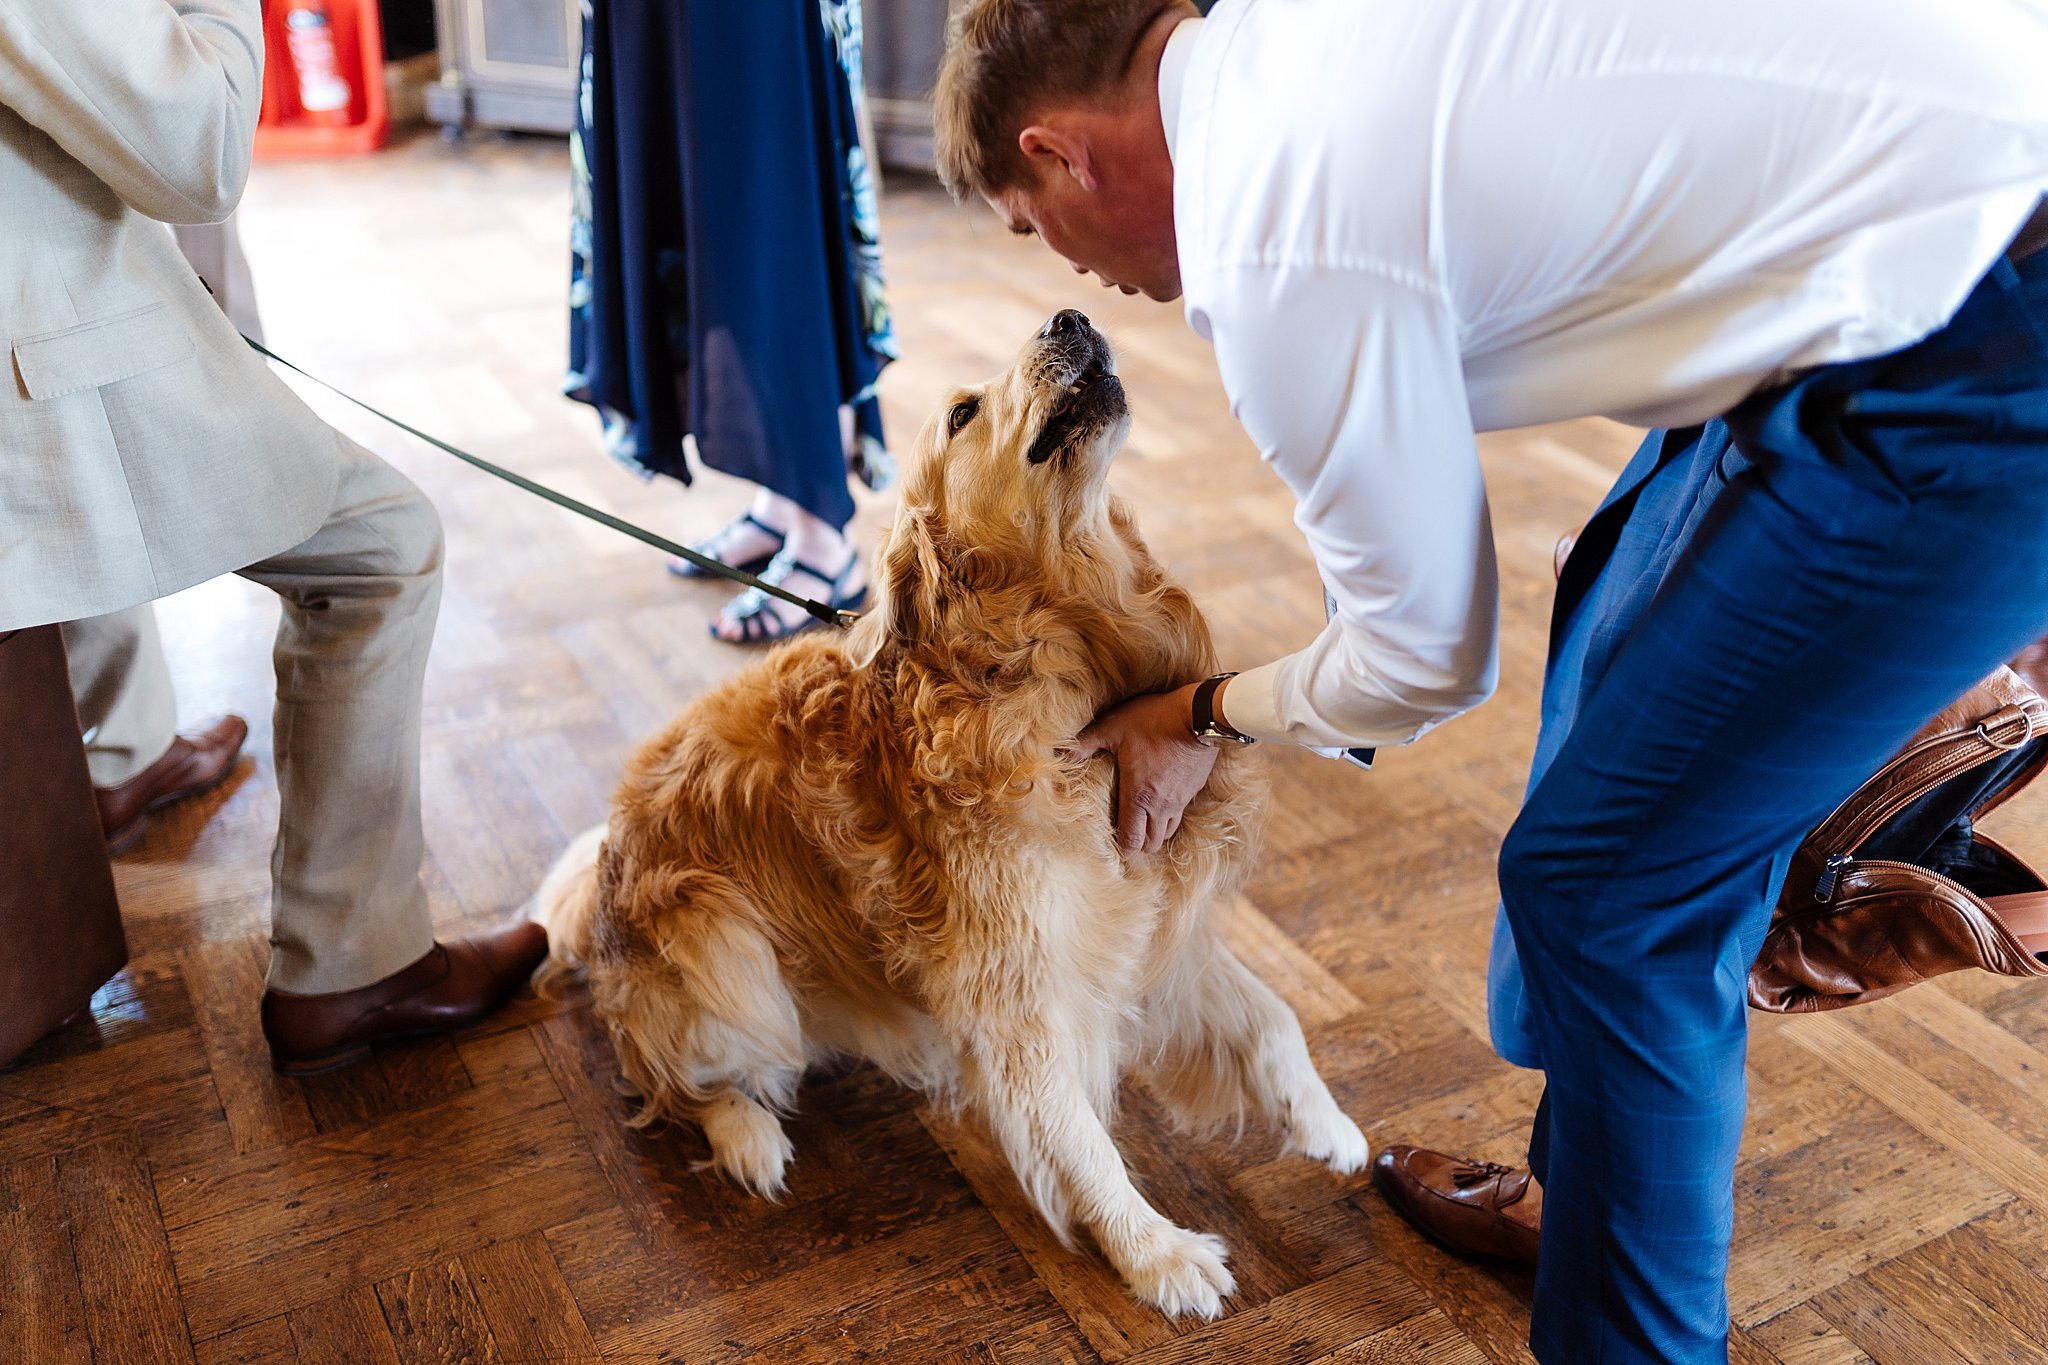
[255,0,390,158]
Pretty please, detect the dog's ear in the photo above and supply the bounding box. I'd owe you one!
[845,510,946,668]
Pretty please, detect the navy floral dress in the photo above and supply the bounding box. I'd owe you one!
[566,0,897,528]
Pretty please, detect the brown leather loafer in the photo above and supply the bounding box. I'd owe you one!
[261,922,550,1076]
[95,714,249,853]
[1371,1144,1541,1268]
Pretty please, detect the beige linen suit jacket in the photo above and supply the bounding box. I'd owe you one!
[0,0,349,630]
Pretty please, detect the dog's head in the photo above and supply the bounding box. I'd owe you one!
[920,306,1128,531]
[848,310,1142,669]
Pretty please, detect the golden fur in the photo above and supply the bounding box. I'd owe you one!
[534,318,1367,1318]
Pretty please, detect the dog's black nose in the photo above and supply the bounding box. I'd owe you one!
[1040,308,1090,338]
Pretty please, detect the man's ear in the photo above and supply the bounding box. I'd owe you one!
[1018,122,1098,192]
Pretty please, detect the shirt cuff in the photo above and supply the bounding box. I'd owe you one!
[1220,659,1352,759]
[1224,652,1470,756]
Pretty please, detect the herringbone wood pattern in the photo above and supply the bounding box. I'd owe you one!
[7,132,2048,1364]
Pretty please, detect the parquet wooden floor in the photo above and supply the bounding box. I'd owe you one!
[8,132,2048,1365]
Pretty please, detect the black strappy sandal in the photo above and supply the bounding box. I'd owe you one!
[666,511,786,580]
[711,548,868,645]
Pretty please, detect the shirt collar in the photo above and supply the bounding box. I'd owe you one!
[1157,16,1202,165]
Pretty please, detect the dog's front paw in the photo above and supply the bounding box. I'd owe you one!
[1290,1106,1371,1175]
[1123,1226,1234,1319]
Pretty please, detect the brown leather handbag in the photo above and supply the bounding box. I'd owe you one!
[1748,662,2048,1012]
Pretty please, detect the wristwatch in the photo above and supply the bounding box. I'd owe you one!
[1189,672,1256,747]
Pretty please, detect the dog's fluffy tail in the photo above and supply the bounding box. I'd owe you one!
[532,822,608,995]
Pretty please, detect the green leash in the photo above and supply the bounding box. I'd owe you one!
[246,336,857,630]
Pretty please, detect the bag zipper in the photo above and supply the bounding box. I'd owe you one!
[1793,856,1978,913]
[1812,853,1852,902]
[1784,856,2036,964]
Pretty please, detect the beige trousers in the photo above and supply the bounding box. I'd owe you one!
[59,214,444,993]
[245,438,444,994]
[63,440,444,995]
[62,606,179,787]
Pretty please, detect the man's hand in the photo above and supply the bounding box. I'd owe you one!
[1066,683,1218,853]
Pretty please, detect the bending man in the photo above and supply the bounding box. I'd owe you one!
[934,0,2048,1359]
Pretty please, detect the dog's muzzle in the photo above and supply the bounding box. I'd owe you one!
[1028,310,1124,466]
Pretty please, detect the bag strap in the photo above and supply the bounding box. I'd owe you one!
[1798,668,2048,862]
[1985,891,2048,955]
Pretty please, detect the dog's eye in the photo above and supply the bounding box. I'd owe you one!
[947,398,979,438]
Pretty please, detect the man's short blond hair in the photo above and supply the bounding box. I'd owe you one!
[934,0,1179,203]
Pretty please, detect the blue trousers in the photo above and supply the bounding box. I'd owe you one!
[1487,245,2048,1363]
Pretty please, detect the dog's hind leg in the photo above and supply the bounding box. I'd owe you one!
[1144,945,1369,1175]
[595,904,807,1198]
[695,1090,798,1197]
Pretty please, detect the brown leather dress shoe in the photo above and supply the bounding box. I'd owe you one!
[261,922,550,1076]
[1371,1144,1541,1268]
[95,714,249,853]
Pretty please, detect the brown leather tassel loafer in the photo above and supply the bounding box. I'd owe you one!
[261,922,550,1076]
[95,714,249,853]
[1371,1144,1542,1268]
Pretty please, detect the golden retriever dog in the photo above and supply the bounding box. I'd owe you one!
[534,310,1367,1319]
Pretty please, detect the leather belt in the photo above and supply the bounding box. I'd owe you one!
[2010,195,2048,264]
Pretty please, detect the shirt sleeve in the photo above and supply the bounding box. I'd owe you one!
[0,0,262,224]
[1195,261,1500,751]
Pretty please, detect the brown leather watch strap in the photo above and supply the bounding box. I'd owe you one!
[1191,672,1255,746]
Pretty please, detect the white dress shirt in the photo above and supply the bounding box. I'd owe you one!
[1164,0,2048,752]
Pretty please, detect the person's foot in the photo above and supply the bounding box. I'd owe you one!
[666,510,787,580]
[1371,1144,1542,1268]
[260,923,550,1076]
[711,543,867,644]
[94,714,249,853]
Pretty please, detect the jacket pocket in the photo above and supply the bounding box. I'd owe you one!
[11,303,197,401]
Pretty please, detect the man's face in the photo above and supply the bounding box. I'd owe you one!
[990,159,1182,303]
